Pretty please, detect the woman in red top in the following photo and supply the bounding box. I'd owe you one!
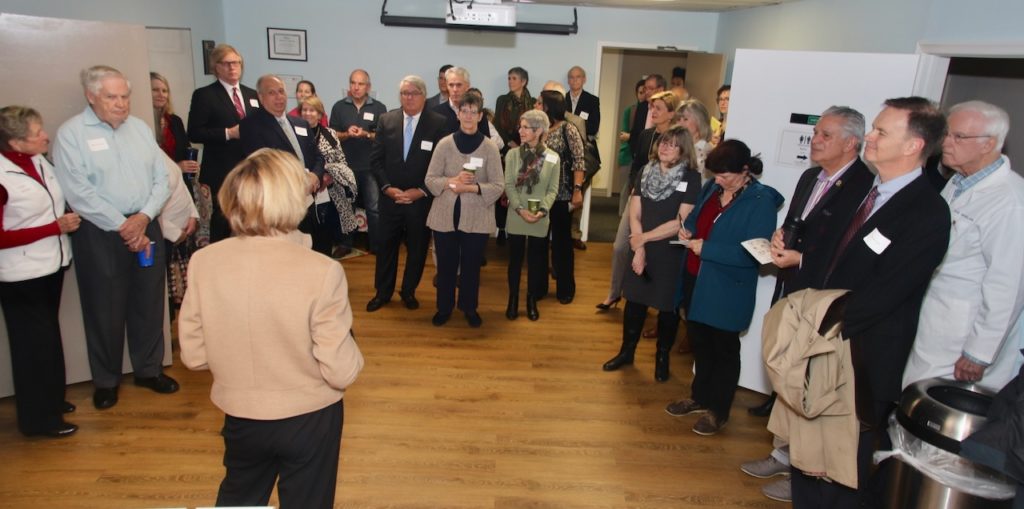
[0,106,81,438]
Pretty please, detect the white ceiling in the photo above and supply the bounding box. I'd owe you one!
[516,0,796,12]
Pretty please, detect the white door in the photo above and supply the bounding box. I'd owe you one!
[725,48,949,394]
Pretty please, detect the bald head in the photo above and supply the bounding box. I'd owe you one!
[257,74,287,117]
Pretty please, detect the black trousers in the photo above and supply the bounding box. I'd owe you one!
[218,400,344,509]
[72,219,166,388]
[0,270,67,434]
[433,229,488,314]
[791,402,894,509]
[688,320,741,421]
[549,200,575,299]
[374,198,431,300]
[310,202,342,256]
[209,201,230,243]
[507,233,548,297]
[623,300,679,352]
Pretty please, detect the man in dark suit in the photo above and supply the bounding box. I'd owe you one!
[187,44,260,242]
[239,75,323,237]
[425,64,453,110]
[565,66,600,141]
[791,97,950,507]
[740,106,875,502]
[366,76,447,312]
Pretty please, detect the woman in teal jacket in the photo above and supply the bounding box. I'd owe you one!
[665,140,783,436]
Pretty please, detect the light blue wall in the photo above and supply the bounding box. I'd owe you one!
[0,0,225,86]
[220,0,718,112]
[715,0,1024,80]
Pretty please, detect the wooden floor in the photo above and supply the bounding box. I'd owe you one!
[0,241,785,509]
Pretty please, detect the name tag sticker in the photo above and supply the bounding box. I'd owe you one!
[420,140,433,151]
[294,126,308,136]
[87,138,109,152]
[579,111,590,120]
[362,112,375,121]
[470,157,484,168]
[863,228,891,254]
[248,98,259,108]
[545,153,559,164]
[676,181,688,192]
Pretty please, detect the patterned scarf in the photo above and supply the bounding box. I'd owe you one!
[516,142,546,193]
[640,160,686,201]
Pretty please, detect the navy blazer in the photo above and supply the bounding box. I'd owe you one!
[239,108,324,178]
[565,90,600,138]
[813,174,950,404]
[370,108,448,198]
[187,81,260,195]
[774,158,874,299]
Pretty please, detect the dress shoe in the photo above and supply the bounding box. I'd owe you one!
[25,421,78,438]
[596,297,621,311]
[642,327,658,339]
[134,374,180,394]
[62,401,76,413]
[573,239,587,251]
[366,295,389,312]
[602,352,635,371]
[748,392,777,417]
[465,311,483,328]
[506,294,519,320]
[432,312,450,327]
[526,294,539,321]
[399,292,419,310]
[557,293,574,305]
[93,387,119,409]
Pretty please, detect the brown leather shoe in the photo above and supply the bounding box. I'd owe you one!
[573,239,587,250]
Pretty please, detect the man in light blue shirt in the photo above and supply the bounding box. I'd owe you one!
[53,65,178,411]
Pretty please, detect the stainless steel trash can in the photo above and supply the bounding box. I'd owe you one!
[882,378,1014,508]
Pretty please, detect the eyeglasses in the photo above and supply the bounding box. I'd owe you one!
[458,109,480,116]
[400,90,423,97]
[217,60,242,68]
[946,132,991,144]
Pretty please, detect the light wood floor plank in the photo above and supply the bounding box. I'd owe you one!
[0,242,784,508]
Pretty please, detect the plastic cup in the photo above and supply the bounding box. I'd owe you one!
[527,199,540,213]
[137,241,156,267]
[184,147,199,161]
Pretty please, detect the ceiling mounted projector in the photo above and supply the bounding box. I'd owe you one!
[445,0,517,28]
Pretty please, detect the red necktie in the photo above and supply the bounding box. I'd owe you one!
[232,87,246,119]
[827,186,879,277]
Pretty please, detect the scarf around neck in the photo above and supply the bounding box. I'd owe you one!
[640,160,687,201]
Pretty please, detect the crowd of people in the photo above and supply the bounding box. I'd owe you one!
[2,40,1023,508]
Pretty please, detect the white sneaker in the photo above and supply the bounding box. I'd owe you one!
[762,477,792,502]
[740,455,789,478]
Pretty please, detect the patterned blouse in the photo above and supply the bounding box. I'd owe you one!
[544,121,585,201]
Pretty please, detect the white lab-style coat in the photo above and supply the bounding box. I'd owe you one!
[157,152,199,243]
[904,157,1024,391]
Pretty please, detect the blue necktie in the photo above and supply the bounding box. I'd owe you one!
[403,116,414,161]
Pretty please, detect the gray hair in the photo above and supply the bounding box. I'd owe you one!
[542,80,566,96]
[949,100,1010,151]
[821,105,865,151]
[677,99,712,142]
[568,65,586,79]
[0,105,42,149]
[520,110,549,135]
[350,68,371,86]
[256,74,284,93]
[399,75,427,97]
[81,65,130,95]
[445,66,470,85]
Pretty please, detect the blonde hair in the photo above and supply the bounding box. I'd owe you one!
[218,148,309,236]
[299,95,327,119]
[210,44,243,70]
[150,71,174,116]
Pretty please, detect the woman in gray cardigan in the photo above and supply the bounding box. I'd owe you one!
[503,110,560,321]
[425,94,505,328]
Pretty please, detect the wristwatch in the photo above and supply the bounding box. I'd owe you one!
[573,184,584,192]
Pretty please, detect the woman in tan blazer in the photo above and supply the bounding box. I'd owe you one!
[178,148,364,509]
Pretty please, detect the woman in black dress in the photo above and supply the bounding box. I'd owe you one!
[602,126,701,382]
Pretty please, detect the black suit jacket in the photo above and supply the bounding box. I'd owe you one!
[239,108,323,178]
[810,174,950,405]
[566,90,600,138]
[165,113,190,162]
[370,109,448,199]
[187,81,260,195]
[774,158,875,299]
[628,100,650,158]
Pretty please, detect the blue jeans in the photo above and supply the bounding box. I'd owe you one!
[354,169,381,252]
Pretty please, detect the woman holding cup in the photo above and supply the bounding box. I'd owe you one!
[150,72,199,186]
[425,93,504,328]
[502,110,560,321]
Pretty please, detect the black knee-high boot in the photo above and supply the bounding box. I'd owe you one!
[604,301,646,371]
[655,310,679,382]
[506,292,519,320]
